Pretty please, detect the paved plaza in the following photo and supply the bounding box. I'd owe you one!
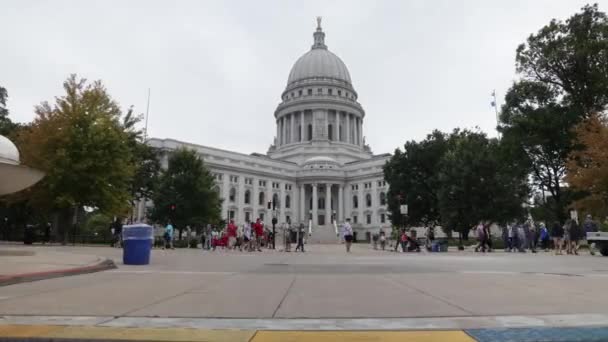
[2,244,608,340]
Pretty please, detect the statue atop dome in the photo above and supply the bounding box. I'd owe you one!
[316,16,322,30]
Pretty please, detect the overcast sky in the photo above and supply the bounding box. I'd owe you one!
[1,0,605,155]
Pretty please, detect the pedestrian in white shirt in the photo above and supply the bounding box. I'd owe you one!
[342,219,354,253]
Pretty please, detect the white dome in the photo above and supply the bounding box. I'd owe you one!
[0,135,19,165]
[287,48,352,86]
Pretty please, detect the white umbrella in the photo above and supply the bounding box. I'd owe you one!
[0,135,44,196]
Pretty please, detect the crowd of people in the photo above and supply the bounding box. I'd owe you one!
[472,215,602,255]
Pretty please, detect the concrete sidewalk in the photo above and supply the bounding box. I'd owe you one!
[0,246,115,286]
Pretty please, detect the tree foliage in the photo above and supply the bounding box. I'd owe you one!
[384,129,529,238]
[0,86,18,136]
[516,3,608,114]
[384,130,448,228]
[566,113,608,218]
[500,4,608,221]
[15,75,135,216]
[150,148,221,232]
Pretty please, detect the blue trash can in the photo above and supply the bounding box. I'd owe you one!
[122,224,153,265]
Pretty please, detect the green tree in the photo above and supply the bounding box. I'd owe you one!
[15,75,136,242]
[437,130,528,241]
[515,3,608,114]
[384,130,448,229]
[0,86,18,136]
[150,148,221,237]
[499,81,579,221]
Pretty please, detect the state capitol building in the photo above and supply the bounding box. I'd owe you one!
[148,20,392,242]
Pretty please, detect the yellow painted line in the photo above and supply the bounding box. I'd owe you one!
[0,325,255,342]
[0,325,65,337]
[251,330,476,342]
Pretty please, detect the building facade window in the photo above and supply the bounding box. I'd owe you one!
[328,124,333,140]
[298,90,302,96]
[285,195,291,208]
[366,214,371,224]
[380,213,386,223]
[273,193,280,208]
[353,216,358,224]
[244,190,251,204]
[380,192,386,206]
[328,88,333,95]
[258,192,265,206]
[353,195,358,209]
[307,124,313,140]
[229,188,236,202]
[318,198,325,210]
[366,193,372,207]
[308,89,312,95]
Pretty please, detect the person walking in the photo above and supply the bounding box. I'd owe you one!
[551,221,564,255]
[539,222,550,251]
[475,223,486,253]
[583,215,599,255]
[379,230,386,251]
[226,219,237,250]
[343,219,354,253]
[517,223,526,253]
[295,223,305,252]
[563,219,573,254]
[283,222,292,252]
[243,220,252,252]
[163,220,174,250]
[569,219,583,255]
[253,218,264,252]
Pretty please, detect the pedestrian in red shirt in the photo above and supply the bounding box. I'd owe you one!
[253,218,264,252]
[227,220,237,249]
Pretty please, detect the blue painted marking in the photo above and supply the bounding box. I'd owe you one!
[466,327,608,342]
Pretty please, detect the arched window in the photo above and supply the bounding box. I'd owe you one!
[328,124,333,140]
[318,198,325,209]
[379,192,386,206]
[353,195,358,209]
[307,124,313,140]
[244,190,251,205]
[258,192,265,206]
[366,193,372,207]
[273,193,280,208]
[229,188,236,202]
[285,195,291,208]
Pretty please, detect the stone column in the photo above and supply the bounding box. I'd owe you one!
[276,120,280,146]
[358,183,364,225]
[289,113,294,144]
[359,118,363,146]
[299,112,304,142]
[222,173,230,220]
[312,183,318,226]
[324,110,329,140]
[311,111,316,140]
[299,184,305,224]
[338,185,344,223]
[252,177,258,223]
[325,183,332,225]
[238,176,245,224]
[346,114,351,144]
[279,181,286,223]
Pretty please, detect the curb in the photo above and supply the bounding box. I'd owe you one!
[0,258,116,287]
